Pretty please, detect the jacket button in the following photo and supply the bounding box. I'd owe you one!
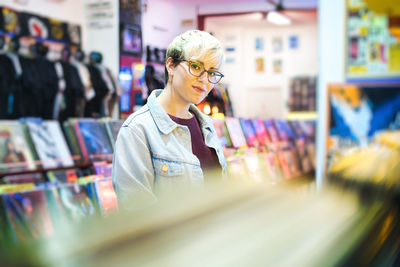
[162,163,168,172]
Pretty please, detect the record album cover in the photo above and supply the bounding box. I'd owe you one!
[0,121,36,173]
[73,119,113,162]
[239,118,258,147]
[224,117,247,148]
[251,119,271,147]
[3,189,54,241]
[58,184,96,222]
[94,178,118,216]
[211,118,231,147]
[27,120,73,169]
[104,119,124,150]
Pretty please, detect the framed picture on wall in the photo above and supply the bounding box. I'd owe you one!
[255,37,264,51]
[120,24,142,57]
[272,37,282,53]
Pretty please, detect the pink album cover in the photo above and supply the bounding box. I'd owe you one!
[251,119,271,147]
[239,118,258,147]
[224,117,247,148]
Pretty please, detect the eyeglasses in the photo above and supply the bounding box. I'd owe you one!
[178,59,224,84]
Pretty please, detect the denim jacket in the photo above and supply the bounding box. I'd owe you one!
[112,89,227,209]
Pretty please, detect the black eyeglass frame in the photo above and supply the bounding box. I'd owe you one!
[176,58,224,84]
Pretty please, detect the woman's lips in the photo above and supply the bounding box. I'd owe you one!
[192,85,205,93]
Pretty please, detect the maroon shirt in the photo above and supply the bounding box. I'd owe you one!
[168,114,220,171]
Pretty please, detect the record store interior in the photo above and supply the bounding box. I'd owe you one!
[1,0,400,266]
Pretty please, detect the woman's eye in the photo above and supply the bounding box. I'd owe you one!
[191,63,201,70]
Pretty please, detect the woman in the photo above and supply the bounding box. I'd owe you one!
[112,30,227,209]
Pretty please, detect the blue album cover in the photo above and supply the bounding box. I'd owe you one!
[77,120,113,162]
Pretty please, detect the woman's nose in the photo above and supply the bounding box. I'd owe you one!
[197,71,208,83]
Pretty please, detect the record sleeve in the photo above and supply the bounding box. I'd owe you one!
[251,119,271,147]
[72,119,113,162]
[287,149,302,177]
[277,151,291,179]
[224,117,247,148]
[273,119,292,149]
[63,121,83,163]
[104,119,124,151]
[239,118,258,147]
[262,152,283,182]
[0,121,36,173]
[47,169,80,184]
[264,119,280,151]
[3,189,54,241]
[93,161,113,178]
[211,118,231,147]
[26,120,73,169]
[3,173,46,185]
[57,184,96,222]
[94,178,118,216]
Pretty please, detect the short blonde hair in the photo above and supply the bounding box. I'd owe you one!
[165,30,225,82]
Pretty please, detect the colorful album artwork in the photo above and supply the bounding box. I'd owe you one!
[264,119,280,151]
[262,152,282,182]
[94,178,118,216]
[93,161,113,178]
[239,118,258,147]
[104,119,124,150]
[273,59,282,73]
[3,173,46,185]
[255,37,264,51]
[0,121,36,172]
[3,190,54,240]
[329,84,400,147]
[47,169,80,184]
[225,117,247,148]
[73,119,113,162]
[346,0,400,77]
[251,118,271,147]
[277,151,291,179]
[27,120,73,169]
[58,184,96,221]
[212,118,230,147]
[255,57,265,72]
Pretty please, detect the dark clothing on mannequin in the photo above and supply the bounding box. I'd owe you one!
[0,54,22,119]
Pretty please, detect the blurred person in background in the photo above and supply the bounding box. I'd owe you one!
[113,30,227,209]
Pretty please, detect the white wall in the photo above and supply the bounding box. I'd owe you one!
[206,19,318,119]
[84,0,119,74]
[2,0,84,24]
[316,0,346,188]
[142,0,178,51]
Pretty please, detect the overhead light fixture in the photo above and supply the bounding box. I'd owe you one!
[267,11,291,25]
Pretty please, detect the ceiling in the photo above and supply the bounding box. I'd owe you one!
[206,10,317,26]
[161,0,318,9]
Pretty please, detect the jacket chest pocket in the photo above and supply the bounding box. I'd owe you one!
[152,157,185,177]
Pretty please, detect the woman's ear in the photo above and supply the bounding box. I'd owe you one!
[165,57,174,76]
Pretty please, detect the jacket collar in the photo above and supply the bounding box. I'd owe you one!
[147,89,213,135]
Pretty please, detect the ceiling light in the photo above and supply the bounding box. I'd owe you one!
[267,11,291,25]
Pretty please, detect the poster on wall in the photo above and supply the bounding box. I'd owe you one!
[255,37,264,51]
[328,84,400,154]
[346,0,400,79]
[2,7,21,34]
[86,0,115,29]
[19,12,49,39]
[255,57,265,72]
[273,59,282,73]
[272,37,283,53]
[121,24,142,56]
[289,35,299,49]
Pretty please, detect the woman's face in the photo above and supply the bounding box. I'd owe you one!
[169,57,221,105]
